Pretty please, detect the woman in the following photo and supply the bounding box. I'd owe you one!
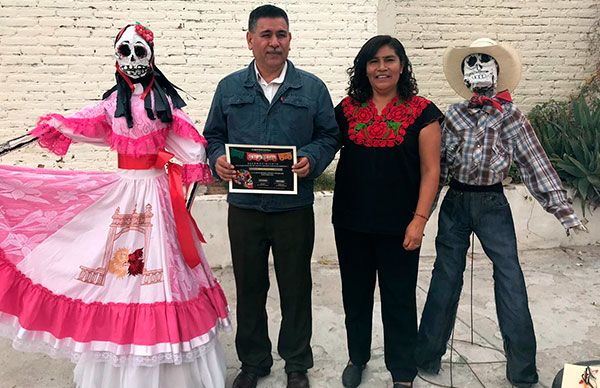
[333,35,442,387]
[0,24,230,388]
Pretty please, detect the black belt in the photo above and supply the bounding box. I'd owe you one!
[449,178,503,193]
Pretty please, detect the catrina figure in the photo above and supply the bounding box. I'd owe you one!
[415,38,588,388]
[0,23,230,388]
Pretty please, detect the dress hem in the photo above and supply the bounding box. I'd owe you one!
[0,249,231,366]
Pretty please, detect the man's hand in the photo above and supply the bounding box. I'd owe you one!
[215,155,236,181]
[292,157,311,178]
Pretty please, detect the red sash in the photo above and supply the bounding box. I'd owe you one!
[118,150,205,268]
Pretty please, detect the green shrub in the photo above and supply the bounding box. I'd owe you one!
[507,162,523,184]
[528,74,600,215]
[314,171,336,191]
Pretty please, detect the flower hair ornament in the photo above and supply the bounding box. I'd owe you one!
[134,23,154,44]
[104,23,186,128]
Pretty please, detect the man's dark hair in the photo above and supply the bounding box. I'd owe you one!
[347,35,418,103]
[248,5,289,32]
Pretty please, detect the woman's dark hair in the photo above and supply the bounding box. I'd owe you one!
[347,35,418,103]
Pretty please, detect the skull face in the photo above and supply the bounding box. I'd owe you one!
[115,26,152,79]
[462,53,498,92]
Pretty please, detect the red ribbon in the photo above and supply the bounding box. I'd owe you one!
[468,90,513,112]
[115,63,135,92]
[140,74,155,100]
[118,150,205,268]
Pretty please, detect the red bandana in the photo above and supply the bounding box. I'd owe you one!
[468,90,512,112]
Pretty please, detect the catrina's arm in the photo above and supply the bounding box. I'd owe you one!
[29,98,111,156]
[165,108,213,186]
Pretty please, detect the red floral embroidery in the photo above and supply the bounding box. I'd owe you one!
[354,107,373,123]
[385,107,408,122]
[128,248,145,276]
[342,95,430,148]
[368,121,388,138]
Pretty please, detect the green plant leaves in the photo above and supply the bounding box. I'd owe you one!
[528,79,600,214]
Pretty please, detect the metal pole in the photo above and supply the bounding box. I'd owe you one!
[470,233,475,345]
[0,135,38,157]
[186,182,199,211]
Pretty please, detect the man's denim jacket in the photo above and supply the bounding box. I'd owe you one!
[204,60,339,212]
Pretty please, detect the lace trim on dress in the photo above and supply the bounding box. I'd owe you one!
[30,112,207,157]
[171,114,208,148]
[30,116,74,156]
[105,127,170,156]
[0,254,230,348]
[0,313,230,367]
[182,163,214,185]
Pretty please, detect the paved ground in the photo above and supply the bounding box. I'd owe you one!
[1,245,599,388]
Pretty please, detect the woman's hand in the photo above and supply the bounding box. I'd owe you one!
[403,217,427,251]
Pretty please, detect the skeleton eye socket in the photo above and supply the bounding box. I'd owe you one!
[134,46,148,59]
[479,54,492,63]
[466,55,478,67]
[118,44,131,57]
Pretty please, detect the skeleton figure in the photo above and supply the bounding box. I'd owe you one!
[416,38,589,388]
[115,25,152,79]
[462,53,498,96]
[1,23,159,154]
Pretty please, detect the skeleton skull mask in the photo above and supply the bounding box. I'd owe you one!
[462,53,498,92]
[115,25,152,79]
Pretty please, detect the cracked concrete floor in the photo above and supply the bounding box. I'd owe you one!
[1,245,599,388]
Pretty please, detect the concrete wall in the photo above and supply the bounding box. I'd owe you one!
[1,1,598,170]
[193,186,600,269]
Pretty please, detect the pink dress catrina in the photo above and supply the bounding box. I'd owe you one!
[0,84,230,388]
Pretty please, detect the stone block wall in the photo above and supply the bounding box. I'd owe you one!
[0,0,377,169]
[1,0,597,169]
[380,0,599,112]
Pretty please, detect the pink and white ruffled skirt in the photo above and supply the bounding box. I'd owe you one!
[0,164,230,387]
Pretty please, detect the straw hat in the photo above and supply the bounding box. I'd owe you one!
[443,38,522,99]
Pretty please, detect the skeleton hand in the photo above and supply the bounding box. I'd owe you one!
[566,224,589,236]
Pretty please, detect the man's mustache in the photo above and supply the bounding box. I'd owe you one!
[266,50,282,55]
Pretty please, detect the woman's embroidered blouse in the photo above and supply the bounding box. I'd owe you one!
[333,95,443,235]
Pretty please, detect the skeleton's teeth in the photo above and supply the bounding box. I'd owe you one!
[121,64,149,78]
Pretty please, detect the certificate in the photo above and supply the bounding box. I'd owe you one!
[225,144,297,194]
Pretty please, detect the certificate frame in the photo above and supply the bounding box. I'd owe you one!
[225,144,298,195]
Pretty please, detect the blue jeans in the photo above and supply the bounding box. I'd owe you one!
[416,188,539,385]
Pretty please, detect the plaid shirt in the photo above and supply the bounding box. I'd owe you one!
[441,100,581,228]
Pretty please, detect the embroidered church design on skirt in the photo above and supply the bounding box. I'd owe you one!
[76,204,163,286]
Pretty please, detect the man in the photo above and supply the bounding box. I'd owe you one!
[204,5,339,388]
[415,38,587,388]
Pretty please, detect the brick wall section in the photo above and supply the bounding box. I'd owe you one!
[387,0,599,114]
[0,0,377,169]
[0,1,597,170]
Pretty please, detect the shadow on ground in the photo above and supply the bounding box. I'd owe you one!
[1,245,599,388]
